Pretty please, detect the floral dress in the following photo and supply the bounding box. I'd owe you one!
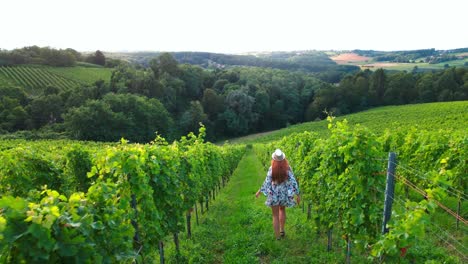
[260,166,300,207]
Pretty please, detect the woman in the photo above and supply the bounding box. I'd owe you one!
[256,149,300,240]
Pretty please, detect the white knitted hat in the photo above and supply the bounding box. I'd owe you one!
[271,149,285,161]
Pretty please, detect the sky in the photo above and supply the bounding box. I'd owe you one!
[1,0,467,54]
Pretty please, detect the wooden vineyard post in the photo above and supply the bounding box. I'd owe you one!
[345,236,351,264]
[130,194,142,255]
[159,241,165,264]
[205,195,209,211]
[382,152,396,234]
[456,175,462,230]
[173,233,180,255]
[186,210,192,239]
[457,197,461,229]
[327,229,333,252]
[380,152,396,262]
[194,203,199,225]
[307,204,312,220]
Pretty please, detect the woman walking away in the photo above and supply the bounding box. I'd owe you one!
[256,149,300,240]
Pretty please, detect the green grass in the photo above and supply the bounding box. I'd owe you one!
[162,149,361,263]
[228,101,468,144]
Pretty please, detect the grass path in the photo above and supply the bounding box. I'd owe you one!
[165,148,346,263]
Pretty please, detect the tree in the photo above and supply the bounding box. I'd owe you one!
[252,90,270,117]
[150,53,180,78]
[94,50,106,66]
[180,64,204,99]
[219,90,256,135]
[213,79,229,93]
[28,94,63,128]
[64,93,173,142]
[369,68,386,106]
[179,101,208,135]
[86,50,106,66]
[64,100,129,141]
[201,88,224,119]
[305,84,337,121]
[159,73,185,114]
[65,48,81,61]
[0,97,28,131]
[383,72,415,104]
[39,47,76,66]
[416,73,436,102]
[269,99,288,128]
[0,86,27,105]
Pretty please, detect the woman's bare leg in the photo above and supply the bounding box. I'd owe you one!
[279,206,286,234]
[271,206,280,238]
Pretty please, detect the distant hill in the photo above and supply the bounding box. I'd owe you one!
[105,50,360,74]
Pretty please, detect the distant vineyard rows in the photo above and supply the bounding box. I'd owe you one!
[0,66,80,91]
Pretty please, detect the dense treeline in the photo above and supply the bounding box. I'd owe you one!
[0,46,119,67]
[0,52,467,142]
[83,54,331,140]
[305,67,468,120]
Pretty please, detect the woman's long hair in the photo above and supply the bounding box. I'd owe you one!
[271,159,289,184]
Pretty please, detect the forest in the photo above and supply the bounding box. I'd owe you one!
[0,47,467,142]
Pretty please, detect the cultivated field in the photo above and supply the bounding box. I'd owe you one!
[229,101,468,144]
[330,52,371,64]
[0,66,80,94]
[0,65,113,94]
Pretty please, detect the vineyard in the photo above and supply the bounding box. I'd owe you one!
[0,111,467,262]
[46,66,112,85]
[253,118,467,263]
[0,66,80,93]
[230,101,468,144]
[0,66,112,94]
[0,128,245,263]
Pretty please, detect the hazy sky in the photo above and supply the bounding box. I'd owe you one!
[1,0,467,53]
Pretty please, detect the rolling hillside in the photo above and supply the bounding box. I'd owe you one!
[0,66,79,92]
[105,50,360,74]
[0,65,113,94]
[229,101,468,144]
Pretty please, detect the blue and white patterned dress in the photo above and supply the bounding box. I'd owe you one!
[260,166,300,207]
